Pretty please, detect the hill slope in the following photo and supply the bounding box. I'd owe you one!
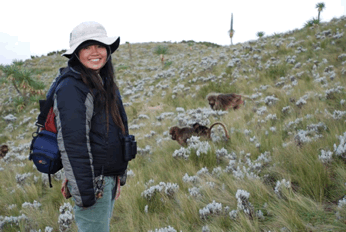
[1,16,346,231]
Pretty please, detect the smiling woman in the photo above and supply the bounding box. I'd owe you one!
[78,44,108,71]
[49,21,130,232]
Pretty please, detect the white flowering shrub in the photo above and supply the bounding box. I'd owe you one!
[138,114,150,119]
[307,122,327,133]
[45,226,54,232]
[16,173,33,185]
[3,152,27,162]
[196,167,209,176]
[232,166,246,179]
[144,131,157,138]
[176,107,185,113]
[199,200,223,219]
[235,189,254,216]
[294,130,313,145]
[8,204,16,210]
[325,86,344,99]
[172,147,190,160]
[256,106,268,115]
[201,225,211,232]
[249,136,257,143]
[148,225,177,232]
[269,127,277,132]
[205,182,216,188]
[332,110,346,120]
[338,196,346,209]
[172,137,211,161]
[224,160,237,173]
[187,136,211,157]
[129,124,141,130]
[156,112,175,121]
[211,167,222,176]
[244,129,252,136]
[182,173,198,183]
[58,202,74,232]
[294,129,323,146]
[314,76,328,84]
[188,187,201,198]
[296,98,307,108]
[22,200,41,209]
[175,107,221,128]
[334,132,346,159]
[127,169,135,177]
[227,58,241,68]
[274,179,291,198]
[285,118,303,131]
[216,147,229,160]
[264,96,279,106]
[164,183,179,198]
[256,210,265,220]
[336,196,346,221]
[229,210,238,220]
[0,214,28,230]
[200,56,217,71]
[137,145,152,155]
[318,150,333,163]
[265,114,277,121]
[144,179,155,188]
[225,151,271,180]
[141,182,179,200]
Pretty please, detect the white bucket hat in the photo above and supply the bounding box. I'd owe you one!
[62,21,120,58]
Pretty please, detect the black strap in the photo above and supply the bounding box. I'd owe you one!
[48,174,53,188]
[35,67,68,127]
[48,161,53,188]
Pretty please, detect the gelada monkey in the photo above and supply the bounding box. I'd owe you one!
[169,126,195,146]
[192,122,230,139]
[206,93,252,110]
[0,145,9,159]
[169,122,230,146]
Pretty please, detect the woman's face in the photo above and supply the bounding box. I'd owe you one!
[78,44,108,71]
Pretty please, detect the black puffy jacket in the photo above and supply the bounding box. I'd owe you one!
[52,64,128,207]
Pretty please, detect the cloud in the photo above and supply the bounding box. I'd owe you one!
[0,32,31,65]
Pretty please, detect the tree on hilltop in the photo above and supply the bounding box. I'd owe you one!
[257,31,265,38]
[228,13,235,45]
[316,2,325,22]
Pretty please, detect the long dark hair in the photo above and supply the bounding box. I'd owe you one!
[72,53,126,134]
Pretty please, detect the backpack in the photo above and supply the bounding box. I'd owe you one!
[29,67,68,188]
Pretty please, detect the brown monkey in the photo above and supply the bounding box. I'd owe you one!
[207,93,249,110]
[169,122,230,146]
[0,145,9,159]
[169,126,195,146]
[192,122,230,140]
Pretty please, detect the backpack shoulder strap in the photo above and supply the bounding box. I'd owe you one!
[35,67,69,127]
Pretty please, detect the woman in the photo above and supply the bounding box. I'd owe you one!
[54,21,129,231]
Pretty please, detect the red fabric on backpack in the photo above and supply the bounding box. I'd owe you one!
[44,107,57,133]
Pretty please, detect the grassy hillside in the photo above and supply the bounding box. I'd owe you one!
[1,16,346,231]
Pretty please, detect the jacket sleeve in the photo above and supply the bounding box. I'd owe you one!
[54,78,96,207]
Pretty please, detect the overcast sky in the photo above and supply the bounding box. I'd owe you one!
[1,0,345,65]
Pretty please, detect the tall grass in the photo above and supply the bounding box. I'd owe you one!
[1,16,346,231]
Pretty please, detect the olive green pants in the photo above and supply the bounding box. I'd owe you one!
[69,176,118,232]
